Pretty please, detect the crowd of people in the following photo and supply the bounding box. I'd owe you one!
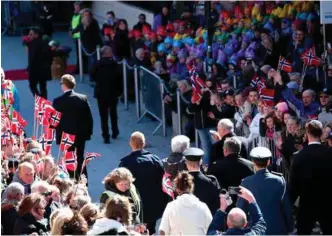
[2,0,332,235]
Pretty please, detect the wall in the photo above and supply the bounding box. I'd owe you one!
[91,1,154,29]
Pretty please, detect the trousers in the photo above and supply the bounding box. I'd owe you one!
[68,137,87,181]
[28,78,47,99]
[97,98,119,139]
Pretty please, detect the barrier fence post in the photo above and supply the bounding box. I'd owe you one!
[134,66,140,119]
[123,60,128,110]
[161,83,166,137]
[78,39,83,83]
[96,45,101,61]
[176,89,182,135]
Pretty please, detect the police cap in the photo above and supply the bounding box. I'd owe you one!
[250,147,272,160]
[183,147,204,162]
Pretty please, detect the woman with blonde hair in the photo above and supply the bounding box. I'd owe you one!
[88,195,131,235]
[159,171,212,235]
[50,207,73,235]
[100,167,142,224]
[79,203,100,228]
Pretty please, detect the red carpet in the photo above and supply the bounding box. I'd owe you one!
[4,65,76,81]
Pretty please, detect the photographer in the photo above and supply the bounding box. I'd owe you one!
[207,186,266,235]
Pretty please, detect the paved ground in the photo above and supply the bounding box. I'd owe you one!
[1,32,172,201]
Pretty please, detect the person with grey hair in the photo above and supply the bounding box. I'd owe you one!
[163,135,190,179]
[208,136,254,191]
[274,71,320,118]
[134,48,151,67]
[209,119,248,166]
[91,45,120,143]
[1,182,25,235]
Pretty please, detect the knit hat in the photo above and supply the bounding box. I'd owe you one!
[276,102,289,113]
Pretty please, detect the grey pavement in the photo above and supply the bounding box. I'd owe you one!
[1,32,172,202]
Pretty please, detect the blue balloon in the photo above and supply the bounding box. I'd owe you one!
[164,37,173,45]
[158,43,166,52]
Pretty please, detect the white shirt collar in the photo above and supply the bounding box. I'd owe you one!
[64,89,72,94]
[308,141,321,145]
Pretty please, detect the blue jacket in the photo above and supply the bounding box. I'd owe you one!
[281,87,320,118]
[237,169,293,235]
[207,203,266,235]
[119,150,169,223]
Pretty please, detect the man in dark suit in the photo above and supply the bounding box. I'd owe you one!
[208,136,254,191]
[26,27,52,99]
[209,119,247,166]
[53,74,93,180]
[237,147,293,235]
[91,46,120,143]
[183,147,220,215]
[289,120,332,235]
[119,131,169,234]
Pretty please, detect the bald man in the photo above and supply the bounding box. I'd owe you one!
[119,131,169,234]
[207,186,266,235]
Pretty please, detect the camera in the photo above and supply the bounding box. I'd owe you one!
[220,189,233,206]
[228,186,241,195]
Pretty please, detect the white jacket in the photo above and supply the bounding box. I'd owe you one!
[159,194,212,235]
[88,218,128,235]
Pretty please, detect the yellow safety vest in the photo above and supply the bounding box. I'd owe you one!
[71,14,81,39]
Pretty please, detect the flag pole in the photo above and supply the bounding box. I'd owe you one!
[56,132,63,165]
[74,161,86,195]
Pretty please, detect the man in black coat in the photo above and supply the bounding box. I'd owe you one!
[72,9,103,82]
[289,120,332,235]
[209,118,247,166]
[53,74,93,180]
[208,136,254,191]
[119,132,169,234]
[183,147,220,215]
[91,46,120,143]
[26,27,52,99]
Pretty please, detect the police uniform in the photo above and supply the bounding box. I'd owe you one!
[183,148,220,215]
[237,147,293,235]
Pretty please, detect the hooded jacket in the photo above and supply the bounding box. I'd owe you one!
[159,193,212,235]
[88,218,129,235]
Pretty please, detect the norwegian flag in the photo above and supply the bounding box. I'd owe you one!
[49,110,62,128]
[10,120,20,135]
[301,47,322,67]
[84,152,101,166]
[162,173,174,199]
[260,88,275,107]
[35,96,51,121]
[63,150,77,172]
[12,110,27,128]
[187,62,206,103]
[39,127,54,155]
[38,103,53,125]
[1,131,11,146]
[60,132,76,151]
[250,74,266,93]
[278,56,292,73]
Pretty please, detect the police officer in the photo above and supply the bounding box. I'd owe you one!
[237,147,293,235]
[183,147,220,215]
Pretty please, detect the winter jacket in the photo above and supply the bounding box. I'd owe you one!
[88,218,129,235]
[100,182,142,224]
[159,194,212,235]
[13,213,48,235]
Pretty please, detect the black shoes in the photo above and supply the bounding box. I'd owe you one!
[104,137,110,144]
[112,131,119,139]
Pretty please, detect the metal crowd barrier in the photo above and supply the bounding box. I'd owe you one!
[135,66,166,136]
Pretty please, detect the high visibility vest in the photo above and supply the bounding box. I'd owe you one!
[71,14,81,39]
